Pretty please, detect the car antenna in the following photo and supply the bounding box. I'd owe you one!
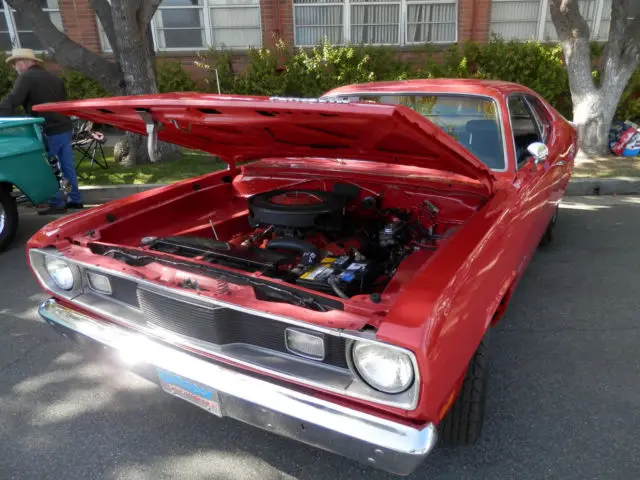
[209,219,219,240]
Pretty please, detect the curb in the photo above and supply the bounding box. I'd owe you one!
[79,177,640,205]
[79,183,166,204]
[564,177,640,196]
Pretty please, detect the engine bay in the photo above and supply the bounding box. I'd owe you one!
[144,183,445,301]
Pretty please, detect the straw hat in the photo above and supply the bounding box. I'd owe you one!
[6,48,43,65]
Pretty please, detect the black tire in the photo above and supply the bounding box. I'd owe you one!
[0,185,19,253]
[439,329,490,446]
[539,205,559,247]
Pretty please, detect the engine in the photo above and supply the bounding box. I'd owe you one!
[148,185,438,300]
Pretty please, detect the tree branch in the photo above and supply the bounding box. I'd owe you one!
[549,0,595,98]
[5,0,123,94]
[139,0,162,28]
[602,0,640,92]
[626,16,640,44]
[91,0,119,59]
[549,0,591,41]
[621,13,640,65]
[602,0,627,90]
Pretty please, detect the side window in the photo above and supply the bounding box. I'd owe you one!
[507,95,542,168]
[525,95,551,143]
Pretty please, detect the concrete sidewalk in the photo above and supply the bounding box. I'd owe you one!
[77,177,640,205]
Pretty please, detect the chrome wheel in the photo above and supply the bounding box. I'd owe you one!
[0,187,19,252]
[0,203,5,235]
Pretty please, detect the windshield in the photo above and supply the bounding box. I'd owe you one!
[331,94,505,171]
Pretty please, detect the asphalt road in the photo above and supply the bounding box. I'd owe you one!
[1,197,639,480]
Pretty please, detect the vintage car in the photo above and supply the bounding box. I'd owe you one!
[27,79,576,475]
[0,116,67,252]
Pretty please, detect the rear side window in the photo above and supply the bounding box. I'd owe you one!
[525,95,551,143]
[507,95,543,168]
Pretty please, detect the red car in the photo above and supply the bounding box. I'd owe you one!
[27,80,576,476]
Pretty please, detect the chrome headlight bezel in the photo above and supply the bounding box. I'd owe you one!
[349,340,416,394]
[29,249,83,298]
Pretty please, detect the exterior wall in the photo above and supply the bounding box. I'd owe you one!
[261,0,295,49]
[51,0,500,78]
[58,0,102,53]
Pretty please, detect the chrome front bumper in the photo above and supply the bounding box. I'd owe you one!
[39,298,437,476]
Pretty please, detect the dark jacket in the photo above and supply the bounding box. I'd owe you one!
[0,64,72,135]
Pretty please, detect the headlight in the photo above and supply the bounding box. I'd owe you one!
[351,341,415,394]
[44,257,75,290]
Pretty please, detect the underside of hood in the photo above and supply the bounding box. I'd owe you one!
[34,93,495,195]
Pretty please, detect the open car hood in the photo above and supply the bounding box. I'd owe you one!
[34,93,495,195]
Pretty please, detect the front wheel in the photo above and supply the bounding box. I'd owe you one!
[438,330,490,446]
[0,186,19,252]
[539,205,559,247]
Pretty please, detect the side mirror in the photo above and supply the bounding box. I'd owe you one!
[527,142,549,164]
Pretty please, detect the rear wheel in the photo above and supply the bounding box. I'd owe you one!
[439,330,490,446]
[0,186,19,252]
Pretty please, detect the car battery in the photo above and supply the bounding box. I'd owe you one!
[295,255,372,297]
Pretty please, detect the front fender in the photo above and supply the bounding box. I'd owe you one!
[0,118,58,205]
[0,159,59,206]
[26,169,236,250]
[377,189,513,421]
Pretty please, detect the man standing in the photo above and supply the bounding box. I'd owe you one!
[0,48,82,214]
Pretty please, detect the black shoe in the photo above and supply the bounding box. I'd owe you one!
[37,205,67,215]
[66,202,84,209]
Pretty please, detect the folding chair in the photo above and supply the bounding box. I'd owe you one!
[72,117,108,171]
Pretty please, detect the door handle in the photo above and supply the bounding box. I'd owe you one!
[552,161,566,167]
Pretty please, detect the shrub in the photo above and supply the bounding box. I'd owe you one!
[195,48,236,93]
[61,69,108,100]
[156,58,197,93]
[0,52,17,99]
[615,68,640,123]
[460,38,572,117]
[233,42,290,96]
[285,41,416,97]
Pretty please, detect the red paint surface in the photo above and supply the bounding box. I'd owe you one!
[28,80,577,424]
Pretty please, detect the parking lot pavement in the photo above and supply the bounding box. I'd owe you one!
[1,196,639,480]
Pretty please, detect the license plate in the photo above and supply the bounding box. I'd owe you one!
[157,368,222,417]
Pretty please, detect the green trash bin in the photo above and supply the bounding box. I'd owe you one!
[0,116,66,252]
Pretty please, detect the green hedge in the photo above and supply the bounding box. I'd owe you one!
[195,38,639,123]
[0,42,637,123]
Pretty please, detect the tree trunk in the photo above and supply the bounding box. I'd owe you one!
[111,0,179,166]
[572,62,636,155]
[550,0,640,157]
[91,0,120,60]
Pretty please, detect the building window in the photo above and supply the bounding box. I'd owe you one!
[98,0,261,53]
[209,0,262,49]
[154,0,261,51]
[293,0,457,47]
[1,0,63,51]
[153,0,206,49]
[489,0,637,42]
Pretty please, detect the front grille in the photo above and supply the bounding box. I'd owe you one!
[137,288,348,369]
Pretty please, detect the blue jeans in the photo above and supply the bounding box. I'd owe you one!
[46,131,81,206]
